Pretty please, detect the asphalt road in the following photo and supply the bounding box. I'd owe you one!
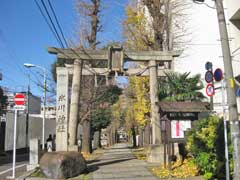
[0,153,28,180]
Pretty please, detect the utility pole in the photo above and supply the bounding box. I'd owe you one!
[24,63,47,151]
[43,69,46,151]
[214,0,240,179]
[193,0,240,178]
[26,74,30,148]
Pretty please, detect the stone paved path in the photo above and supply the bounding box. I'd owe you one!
[89,143,158,180]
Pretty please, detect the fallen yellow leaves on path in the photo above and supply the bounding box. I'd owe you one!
[151,158,199,178]
[132,147,147,160]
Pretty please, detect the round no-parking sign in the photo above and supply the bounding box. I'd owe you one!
[206,84,215,97]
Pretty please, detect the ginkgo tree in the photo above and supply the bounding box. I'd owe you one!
[123,1,153,147]
[124,76,150,147]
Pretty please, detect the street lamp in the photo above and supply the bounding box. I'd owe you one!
[24,63,47,150]
[193,1,240,179]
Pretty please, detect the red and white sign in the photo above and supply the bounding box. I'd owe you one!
[171,120,191,138]
[206,84,215,97]
[14,93,25,106]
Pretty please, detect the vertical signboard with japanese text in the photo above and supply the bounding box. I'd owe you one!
[171,120,191,139]
[56,68,69,151]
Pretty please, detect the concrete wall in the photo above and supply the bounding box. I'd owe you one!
[28,94,41,114]
[226,1,240,114]
[4,112,56,151]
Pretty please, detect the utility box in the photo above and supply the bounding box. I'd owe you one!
[108,46,124,71]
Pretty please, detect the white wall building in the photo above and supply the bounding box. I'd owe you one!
[226,0,240,115]
[175,0,240,116]
[137,0,240,117]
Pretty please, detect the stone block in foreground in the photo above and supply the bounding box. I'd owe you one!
[39,151,86,179]
[147,144,165,163]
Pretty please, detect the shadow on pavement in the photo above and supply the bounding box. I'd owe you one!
[87,156,136,173]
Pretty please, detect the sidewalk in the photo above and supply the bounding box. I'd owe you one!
[89,143,158,180]
[0,152,28,180]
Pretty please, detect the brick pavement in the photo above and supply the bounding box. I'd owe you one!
[89,143,158,180]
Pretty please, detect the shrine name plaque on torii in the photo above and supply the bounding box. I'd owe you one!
[48,46,182,151]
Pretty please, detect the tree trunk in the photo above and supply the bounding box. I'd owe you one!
[111,128,115,145]
[139,128,143,147]
[115,129,118,144]
[99,129,102,148]
[131,127,137,148]
[108,129,112,146]
[144,121,150,146]
[93,130,101,149]
[82,119,90,154]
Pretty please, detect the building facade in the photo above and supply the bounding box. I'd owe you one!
[136,0,240,117]
[226,0,240,114]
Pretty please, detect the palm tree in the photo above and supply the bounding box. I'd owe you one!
[158,72,205,102]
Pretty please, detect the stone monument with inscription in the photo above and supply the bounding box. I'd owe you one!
[56,67,69,151]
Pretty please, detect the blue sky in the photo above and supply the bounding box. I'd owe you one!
[0,0,128,100]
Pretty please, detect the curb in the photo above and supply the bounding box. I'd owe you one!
[16,170,35,180]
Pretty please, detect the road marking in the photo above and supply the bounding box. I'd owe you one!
[0,164,26,175]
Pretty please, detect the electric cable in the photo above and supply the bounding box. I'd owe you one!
[39,0,65,48]
[33,0,64,48]
[46,0,69,48]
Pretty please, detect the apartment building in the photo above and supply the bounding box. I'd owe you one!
[226,1,240,113]
[135,0,240,116]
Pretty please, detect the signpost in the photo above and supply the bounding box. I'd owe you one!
[205,71,213,83]
[204,62,229,179]
[206,84,215,97]
[8,93,25,179]
[237,88,240,97]
[14,93,25,105]
[205,61,213,71]
[214,68,223,82]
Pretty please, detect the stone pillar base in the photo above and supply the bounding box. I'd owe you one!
[147,144,165,163]
[68,145,78,152]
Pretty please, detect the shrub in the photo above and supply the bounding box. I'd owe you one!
[186,115,232,180]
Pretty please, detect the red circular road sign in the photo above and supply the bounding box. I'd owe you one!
[14,93,25,105]
[206,84,215,97]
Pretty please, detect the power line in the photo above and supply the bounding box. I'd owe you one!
[43,0,95,74]
[46,0,69,48]
[40,0,66,48]
[35,0,109,85]
[33,0,64,48]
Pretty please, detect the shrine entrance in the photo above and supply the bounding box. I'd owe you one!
[48,46,182,151]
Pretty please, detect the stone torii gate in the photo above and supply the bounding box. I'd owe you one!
[48,47,181,151]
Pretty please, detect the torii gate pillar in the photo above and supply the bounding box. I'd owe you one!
[149,60,161,144]
[68,60,82,151]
